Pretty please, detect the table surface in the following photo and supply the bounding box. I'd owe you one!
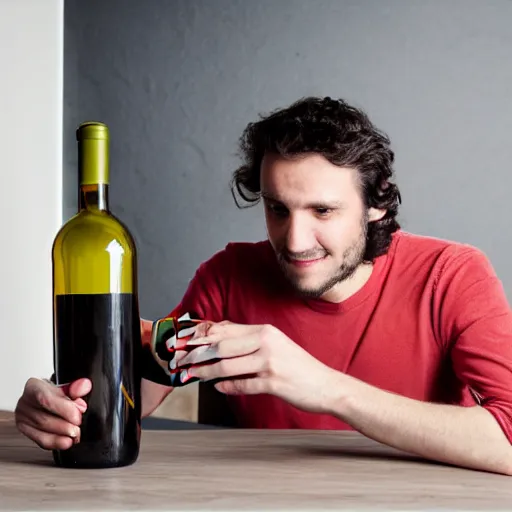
[1,411,512,511]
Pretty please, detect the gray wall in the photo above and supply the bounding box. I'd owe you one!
[64,0,512,319]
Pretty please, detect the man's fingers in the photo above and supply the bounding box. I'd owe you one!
[62,378,92,400]
[211,335,261,359]
[178,335,260,368]
[176,345,219,367]
[15,378,90,451]
[16,422,74,451]
[173,343,212,367]
[74,398,88,413]
[189,321,261,345]
[214,377,268,396]
[185,337,217,347]
[39,391,83,426]
[190,321,216,339]
[17,409,81,440]
[27,381,84,425]
[190,353,264,382]
[204,321,261,339]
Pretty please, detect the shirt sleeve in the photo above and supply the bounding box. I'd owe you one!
[166,246,230,323]
[435,245,512,442]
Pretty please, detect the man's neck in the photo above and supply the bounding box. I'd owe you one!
[319,262,374,303]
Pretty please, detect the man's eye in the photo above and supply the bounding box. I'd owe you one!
[269,204,288,216]
[315,208,332,216]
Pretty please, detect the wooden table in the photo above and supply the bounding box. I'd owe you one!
[1,411,511,510]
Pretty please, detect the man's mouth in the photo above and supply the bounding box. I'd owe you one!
[286,255,326,268]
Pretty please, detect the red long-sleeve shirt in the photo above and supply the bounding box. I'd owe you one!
[167,230,512,440]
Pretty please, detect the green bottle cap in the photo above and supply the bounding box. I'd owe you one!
[77,121,109,185]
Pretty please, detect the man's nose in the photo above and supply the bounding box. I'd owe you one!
[284,214,316,255]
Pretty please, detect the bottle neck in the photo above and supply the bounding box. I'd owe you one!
[79,183,109,212]
[77,136,110,212]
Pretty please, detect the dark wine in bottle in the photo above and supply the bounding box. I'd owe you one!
[51,122,142,468]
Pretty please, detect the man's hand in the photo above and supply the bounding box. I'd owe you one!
[175,320,338,414]
[175,320,512,475]
[15,378,91,450]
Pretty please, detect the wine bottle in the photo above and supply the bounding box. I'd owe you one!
[51,121,142,468]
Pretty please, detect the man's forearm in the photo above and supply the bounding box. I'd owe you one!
[140,318,174,417]
[141,378,173,417]
[324,371,512,475]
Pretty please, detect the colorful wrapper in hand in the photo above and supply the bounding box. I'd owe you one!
[141,312,205,387]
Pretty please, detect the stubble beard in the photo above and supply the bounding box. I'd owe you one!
[276,215,369,300]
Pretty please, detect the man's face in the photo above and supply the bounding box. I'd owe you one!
[261,152,378,301]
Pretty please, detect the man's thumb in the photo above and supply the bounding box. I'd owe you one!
[57,378,92,400]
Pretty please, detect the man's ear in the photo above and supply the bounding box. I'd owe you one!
[368,207,387,222]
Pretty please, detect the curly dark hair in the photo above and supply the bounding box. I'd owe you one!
[230,96,402,261]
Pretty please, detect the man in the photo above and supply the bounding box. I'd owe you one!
[15,97,512,475]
